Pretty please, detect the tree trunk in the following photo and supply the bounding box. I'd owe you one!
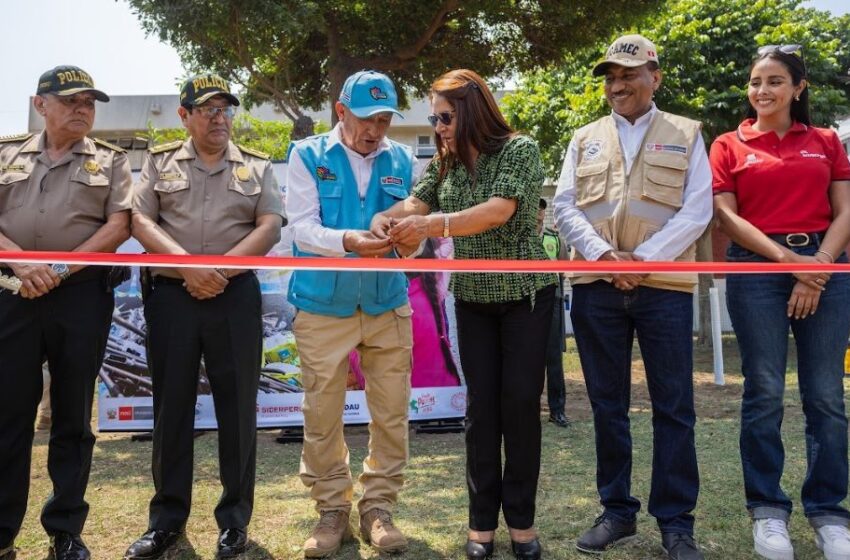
[327,63,350,126]
[695,228,713,348]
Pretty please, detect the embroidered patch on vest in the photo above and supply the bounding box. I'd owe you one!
[645,143,688,154]
[583,139,604,161]
[380,176,403,185]
[316,166,337,181]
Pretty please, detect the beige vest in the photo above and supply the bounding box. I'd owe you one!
[571,111,701,293]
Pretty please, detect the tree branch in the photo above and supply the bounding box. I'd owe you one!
[359,0,460,69]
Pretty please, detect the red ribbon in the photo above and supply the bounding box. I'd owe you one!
[0,250,847,274]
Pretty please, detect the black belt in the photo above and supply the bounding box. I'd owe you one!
[767,232,825,247]
[0,265,104,287]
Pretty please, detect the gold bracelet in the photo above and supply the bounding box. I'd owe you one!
[442,214,450,238]
[815,249,835,263]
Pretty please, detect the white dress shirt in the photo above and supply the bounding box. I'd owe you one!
[285,124,392,257]
[553,103,713,262]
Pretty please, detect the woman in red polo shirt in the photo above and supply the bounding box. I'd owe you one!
[711,45,850,560]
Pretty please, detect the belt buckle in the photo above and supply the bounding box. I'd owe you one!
[785,233,810,247]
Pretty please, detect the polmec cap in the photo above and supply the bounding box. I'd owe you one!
[36,65,109,102]
[339,70,403,119]
[180,73,240,107]
[592,34,660,76]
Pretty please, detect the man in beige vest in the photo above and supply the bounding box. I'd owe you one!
[553,35,712,560]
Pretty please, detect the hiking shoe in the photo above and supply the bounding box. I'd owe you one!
[575,515,637,554]
[753,518,794,560]
[815,524,850,560]
[304,510,352,558]
[359,508,407,554]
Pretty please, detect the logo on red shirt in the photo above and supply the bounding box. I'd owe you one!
[799,150,827,159]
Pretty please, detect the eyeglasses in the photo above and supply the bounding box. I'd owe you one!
[427,111,455,127]
[194,105,236,119]
[757,44,803,57]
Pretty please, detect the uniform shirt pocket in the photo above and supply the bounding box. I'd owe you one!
[0,172,31,212]
[227,178,262,219]
[153,180,191,217]
[69,167,110,217]
[642,152,687,209]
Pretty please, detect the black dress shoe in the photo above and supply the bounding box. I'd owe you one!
[549,412,570,428]
[511,537,541,560]
[49,534,90,560]
[662,532,704,560]
[217,527,248,558]
[575,515,637,553]
[124,529,182,560]
[465,538,494,559]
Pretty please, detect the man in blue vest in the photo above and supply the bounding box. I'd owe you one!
[285,70,414,558]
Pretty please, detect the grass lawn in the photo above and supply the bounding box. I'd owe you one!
[15,337,847,559]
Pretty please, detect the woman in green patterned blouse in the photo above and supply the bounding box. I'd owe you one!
[371,69,558,560]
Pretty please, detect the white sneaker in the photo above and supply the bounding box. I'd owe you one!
[753,518,794,560]
[815,524,850,560]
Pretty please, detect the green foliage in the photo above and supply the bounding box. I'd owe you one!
[127,0,661,127]
[503,0,850,178]
[143,114,329,160]
[231,113,293,160]
[142,122,187,146]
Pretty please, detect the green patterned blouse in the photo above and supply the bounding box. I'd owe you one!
[412,135,557,304]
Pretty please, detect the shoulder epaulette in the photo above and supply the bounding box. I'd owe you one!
[149,140,183,154]
[92,137,126,153]
[0,133,33,144]
[237,144,270,160]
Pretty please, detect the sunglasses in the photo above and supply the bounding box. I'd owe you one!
[757,44,803,57]
[427,111,455,127]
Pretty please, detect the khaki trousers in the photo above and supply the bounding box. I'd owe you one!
[294,304,412,514]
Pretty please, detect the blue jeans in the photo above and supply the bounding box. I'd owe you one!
[726,242,850,527]
[571,281,699,534]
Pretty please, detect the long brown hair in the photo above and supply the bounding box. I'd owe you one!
[430,69,516,180]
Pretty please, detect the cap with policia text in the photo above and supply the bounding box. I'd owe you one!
[179,74,240,107]
[36,65,109,102]
[592,34,660,76]
[339,70,404,119]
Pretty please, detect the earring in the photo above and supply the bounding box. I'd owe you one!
[794,95,800,101]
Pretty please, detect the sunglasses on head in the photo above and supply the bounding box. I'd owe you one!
[427,111,455,127]
[757,44,803,57]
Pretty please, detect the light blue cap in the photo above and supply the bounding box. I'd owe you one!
[339,70,404,119]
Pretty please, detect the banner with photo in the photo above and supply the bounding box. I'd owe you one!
[97,232,466,431]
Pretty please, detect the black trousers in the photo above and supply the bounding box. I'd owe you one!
[455,285,555,531]
[144,273,262,531]
[0,279,113,546]
[544,294,566,415]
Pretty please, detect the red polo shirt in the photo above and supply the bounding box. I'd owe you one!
[710,119,850,233]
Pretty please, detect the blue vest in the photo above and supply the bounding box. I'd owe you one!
[287,133,413,317]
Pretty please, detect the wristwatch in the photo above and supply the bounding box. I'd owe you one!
[51,263,71,281]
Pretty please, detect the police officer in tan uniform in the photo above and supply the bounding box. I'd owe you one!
[124,74,283,560]
[0,65,132,560]
[553,36,712,560]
